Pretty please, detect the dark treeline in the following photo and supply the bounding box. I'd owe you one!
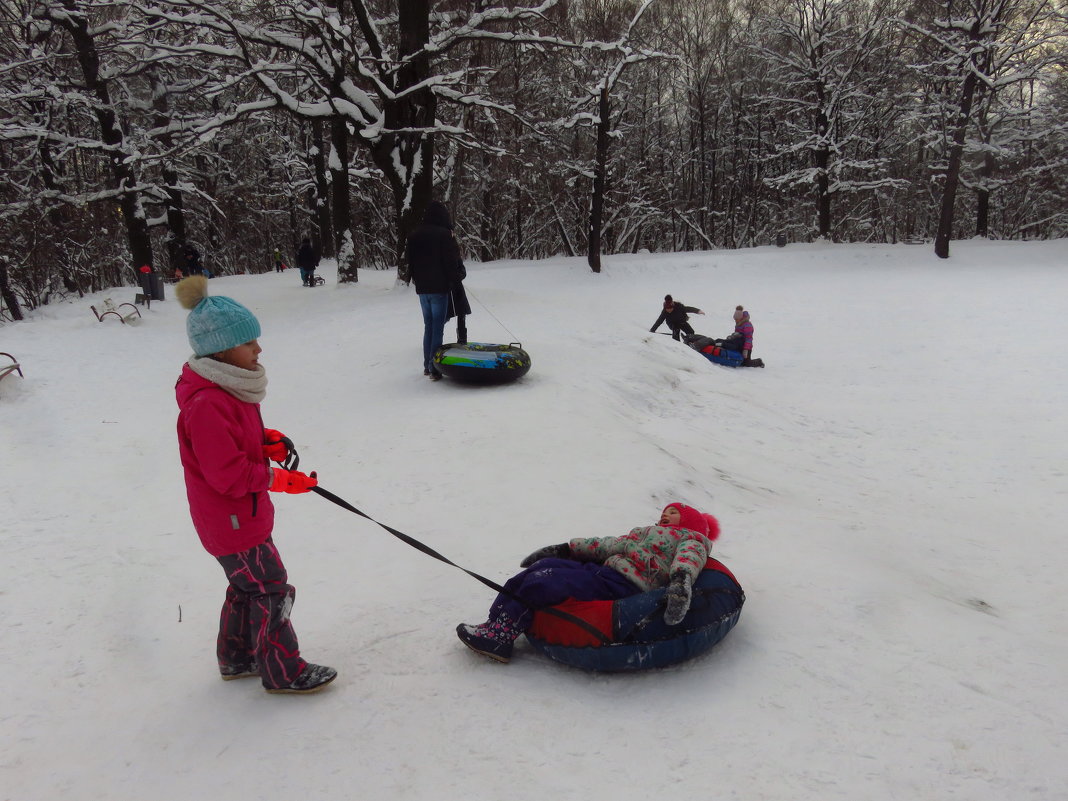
[1,0,1066,315]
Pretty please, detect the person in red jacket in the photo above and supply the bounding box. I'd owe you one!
[174,275,336,694]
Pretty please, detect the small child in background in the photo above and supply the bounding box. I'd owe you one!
[733,305,754,361]
[456,503,720,663]
[716,305,763,367]
[174,275,336,694]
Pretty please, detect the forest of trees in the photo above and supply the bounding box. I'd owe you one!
[1,0,1066,317]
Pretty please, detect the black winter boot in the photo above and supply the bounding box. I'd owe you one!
[265,663,338,694]
[220,662,260,681]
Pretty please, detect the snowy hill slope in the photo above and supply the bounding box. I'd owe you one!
[2,239,1066,800]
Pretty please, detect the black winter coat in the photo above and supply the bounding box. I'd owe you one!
[184,247,203,275]
[406,203,464,295]
[296,242,318,270]
[651,302,700,332]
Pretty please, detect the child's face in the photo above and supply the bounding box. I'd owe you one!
[659,506,682,526]
[214,339,261,371]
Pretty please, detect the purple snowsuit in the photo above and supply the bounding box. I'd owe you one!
[490,558,639,631]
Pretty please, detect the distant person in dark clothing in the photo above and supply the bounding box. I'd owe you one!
[650,294,704,341]
[183,244,214,278]
[406,201,465,380]
[184,245,204,276]
[296,238,318,287]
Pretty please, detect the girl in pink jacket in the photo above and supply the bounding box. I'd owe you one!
[175,276,336,694]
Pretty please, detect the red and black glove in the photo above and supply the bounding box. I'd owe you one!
[263,429,290,462]
[269,467,318,494]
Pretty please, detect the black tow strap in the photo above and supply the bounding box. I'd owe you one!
[310,485,613,646]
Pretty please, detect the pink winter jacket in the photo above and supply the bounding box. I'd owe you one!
[175,364,275,556]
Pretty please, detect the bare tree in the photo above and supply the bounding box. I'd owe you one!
[30,1,154,273]
[899,0,1060,258]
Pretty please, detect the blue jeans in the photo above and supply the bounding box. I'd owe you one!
[419,293,448,373]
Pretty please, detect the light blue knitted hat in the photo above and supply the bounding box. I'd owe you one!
[175,275,261,356]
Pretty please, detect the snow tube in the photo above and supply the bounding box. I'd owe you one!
[525,558,744,671]
[433,342,531,384]
[683,335,744,367]
[699,345,744,367]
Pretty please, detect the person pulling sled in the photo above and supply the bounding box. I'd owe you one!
[174,275,336,694]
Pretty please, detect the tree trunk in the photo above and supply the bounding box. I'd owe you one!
[161,161,186,271]
[57,1,153,275]
[389,0,435,282]
[479,184,494,262]
[555,208,576,257]
[0,259,23,321]
[935,70,980,259]
[444,0,485,206]
[813,75,832,239]
[975,150,995,237]
[36,135,68,230]
[148,70,186,273]
[311,119,333,257]
[587,87,610,274]
[330,115,357,282]
[815,142,831,239]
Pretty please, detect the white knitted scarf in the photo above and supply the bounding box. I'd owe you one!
[187,355,267,404]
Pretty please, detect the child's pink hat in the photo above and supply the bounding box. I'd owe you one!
[662,503,720,542]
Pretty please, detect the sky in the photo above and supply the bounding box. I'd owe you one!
[2,238,1066,800]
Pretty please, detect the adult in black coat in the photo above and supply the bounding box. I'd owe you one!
[406,201,466,379]
[184,245,204,277]
[295,238,319,287]
[650,294,704,341]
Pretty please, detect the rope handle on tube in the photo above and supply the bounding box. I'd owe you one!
[310,485,613,645]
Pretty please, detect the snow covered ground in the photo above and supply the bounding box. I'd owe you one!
[2,239,1066,800]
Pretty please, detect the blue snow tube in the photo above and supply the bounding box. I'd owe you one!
[524,558,744,671]
[701,346,744,367]
[433,342,531,384]
[683,335,744,367]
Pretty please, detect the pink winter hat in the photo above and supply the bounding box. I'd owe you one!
[662,503,720,542]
